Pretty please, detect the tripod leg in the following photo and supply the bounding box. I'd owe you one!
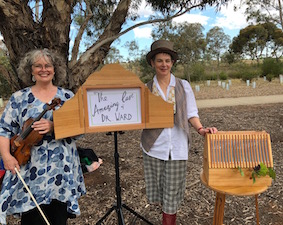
[122,204,154,225]
[117,207,126,225]
[96,205,116,225]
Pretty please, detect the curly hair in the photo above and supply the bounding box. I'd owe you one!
[17,48,67,87]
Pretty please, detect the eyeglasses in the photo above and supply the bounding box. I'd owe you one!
[32,64,54,70]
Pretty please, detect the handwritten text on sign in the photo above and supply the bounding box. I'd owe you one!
[87,88,142,127]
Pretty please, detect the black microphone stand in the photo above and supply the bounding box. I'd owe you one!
[96,131,153,225]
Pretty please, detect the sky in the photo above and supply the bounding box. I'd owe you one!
[112,0,249,60]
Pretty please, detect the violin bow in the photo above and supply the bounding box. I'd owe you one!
[15,168,50,225]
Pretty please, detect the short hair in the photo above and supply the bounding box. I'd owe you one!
[17,48,67,87]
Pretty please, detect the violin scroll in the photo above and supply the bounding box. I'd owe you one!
[46,98,61,111]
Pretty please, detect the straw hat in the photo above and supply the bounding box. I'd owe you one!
[146,40,178,65]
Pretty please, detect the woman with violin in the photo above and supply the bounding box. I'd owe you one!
[0,49,86,225]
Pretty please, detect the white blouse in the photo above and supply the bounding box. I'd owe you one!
[142,74,199,160]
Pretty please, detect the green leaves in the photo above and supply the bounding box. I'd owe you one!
[238,166,244,176]
[238,162,276,184]
[268,167,276,180]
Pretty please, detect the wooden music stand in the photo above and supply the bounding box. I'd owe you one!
[53,64,174,139]
[53,64,174,225]
[200,131,274,225]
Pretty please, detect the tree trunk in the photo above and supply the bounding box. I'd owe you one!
[0,0,131,93]
[0,0,72,89]
[0,64,20,92]
[68,0,131,92]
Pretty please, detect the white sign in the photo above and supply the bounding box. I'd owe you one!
[87,88,142,127]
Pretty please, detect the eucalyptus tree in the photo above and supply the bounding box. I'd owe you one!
[230,22,283,62]
[206,26,231,67]
[230,24,268,63]
[0,0,231,92]
[104,47,122,64]
[262,22,283,60]
[151,21,206,81]
[123,40,141,74]
[236,0,283,30]
[123,40,140,62]
[151,21,206,64]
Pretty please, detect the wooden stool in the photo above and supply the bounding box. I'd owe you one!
[200,171,268,225]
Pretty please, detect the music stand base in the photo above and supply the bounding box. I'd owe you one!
[96,132,153,225]
[96,203,154,225]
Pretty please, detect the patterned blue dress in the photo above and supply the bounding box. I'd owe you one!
[0,87,86,224]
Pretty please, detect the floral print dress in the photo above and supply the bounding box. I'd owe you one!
[0,87,86,224]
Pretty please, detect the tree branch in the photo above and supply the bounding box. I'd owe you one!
[70,1,94,67]
[77,3,201,67]
[278,0,283,30]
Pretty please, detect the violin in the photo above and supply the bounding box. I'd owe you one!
[10,98,61,166]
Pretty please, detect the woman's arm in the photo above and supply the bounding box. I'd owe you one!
[0,136,20,174]
[189,117,218,136]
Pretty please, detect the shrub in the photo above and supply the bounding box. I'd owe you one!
[204,73,217,80]
[227,63,260,81]
[227,70,243,79]
[266,74,274,82]
[261,58,283,77]
[226,62,260,80]
[241,71,257,82]
[186,63,206,82]
[219,72,228,80]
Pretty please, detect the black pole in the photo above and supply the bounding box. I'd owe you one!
[114,131,125,224]
[96,131,154,225]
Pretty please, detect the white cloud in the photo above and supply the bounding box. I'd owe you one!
[133,27,152,39]
[136,0,153,18]
[213,1,249,30]
[173,13,210,26]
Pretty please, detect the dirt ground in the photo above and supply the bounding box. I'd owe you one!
[4,78,283,225]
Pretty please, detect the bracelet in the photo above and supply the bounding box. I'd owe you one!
[197,127,204,133]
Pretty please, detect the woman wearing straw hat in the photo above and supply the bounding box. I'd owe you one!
[141,40,217,225]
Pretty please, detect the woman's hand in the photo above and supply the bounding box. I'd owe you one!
[198,127,218,136]
[0,136,20,174]
[32,119,54,134]
[2,154,20,175]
